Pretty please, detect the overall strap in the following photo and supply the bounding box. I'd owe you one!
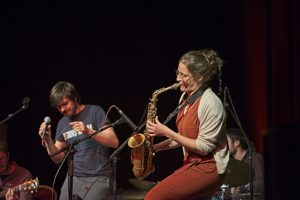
[163,89,205,125]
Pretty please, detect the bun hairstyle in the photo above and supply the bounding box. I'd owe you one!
[179,49,223,92]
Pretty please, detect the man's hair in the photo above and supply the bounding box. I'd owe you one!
[226,128,249,150]
[49,81,81,108]
[0,141,9,154]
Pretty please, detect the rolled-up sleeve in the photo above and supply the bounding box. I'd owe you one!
[195,89,226,156]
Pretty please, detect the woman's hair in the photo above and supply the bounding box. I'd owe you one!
[49,81,81,108]
[179,49,223,91]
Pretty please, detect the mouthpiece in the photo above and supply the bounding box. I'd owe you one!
[171,83,180,90]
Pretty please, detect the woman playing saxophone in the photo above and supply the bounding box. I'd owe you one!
[144,49,230,200]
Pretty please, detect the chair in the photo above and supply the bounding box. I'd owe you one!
[32,185,58,200]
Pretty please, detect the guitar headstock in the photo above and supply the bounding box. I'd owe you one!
[21,177,39,194]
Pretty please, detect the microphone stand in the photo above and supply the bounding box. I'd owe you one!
[0,103,29,125]
[224,87,254,200]
[109,121,146,200]
[50,118,125,200]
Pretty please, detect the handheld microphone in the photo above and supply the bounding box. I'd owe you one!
[113,106,137,131]
[41,116,51,139]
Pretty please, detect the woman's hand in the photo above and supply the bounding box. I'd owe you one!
[152,143,162,153]
[146,117,172,137]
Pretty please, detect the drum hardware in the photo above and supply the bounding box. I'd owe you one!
[224,158,250,187]
[129,178,156,191]
[220,184,229,200]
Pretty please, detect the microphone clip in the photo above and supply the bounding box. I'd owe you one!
[110,117,126,127]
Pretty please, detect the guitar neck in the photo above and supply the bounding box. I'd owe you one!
[0,185,20,198]
[0,177,39,199]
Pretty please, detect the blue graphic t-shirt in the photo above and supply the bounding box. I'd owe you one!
[55,105,112,177]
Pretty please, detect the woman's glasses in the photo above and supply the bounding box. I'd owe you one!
[175,70,190,79]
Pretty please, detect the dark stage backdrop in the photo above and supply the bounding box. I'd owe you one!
[1,0,299,198]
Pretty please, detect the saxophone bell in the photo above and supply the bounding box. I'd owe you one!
[128,133,145,148]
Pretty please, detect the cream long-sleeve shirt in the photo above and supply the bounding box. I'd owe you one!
[194,88,230,174]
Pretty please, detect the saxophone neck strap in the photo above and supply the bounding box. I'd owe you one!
[163,89,205,125]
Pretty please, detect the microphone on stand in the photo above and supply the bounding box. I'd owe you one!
[41,116,51,139]
[22,97,31,109]
[113,105,137,131]
[0,97,31,125]
[223,87,229,119]
[110,117,126,127]
[223,87,229,108]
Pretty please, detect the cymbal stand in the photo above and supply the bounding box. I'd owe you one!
[220,184,229,200]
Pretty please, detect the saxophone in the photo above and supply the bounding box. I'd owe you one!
[128,83,180,179]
